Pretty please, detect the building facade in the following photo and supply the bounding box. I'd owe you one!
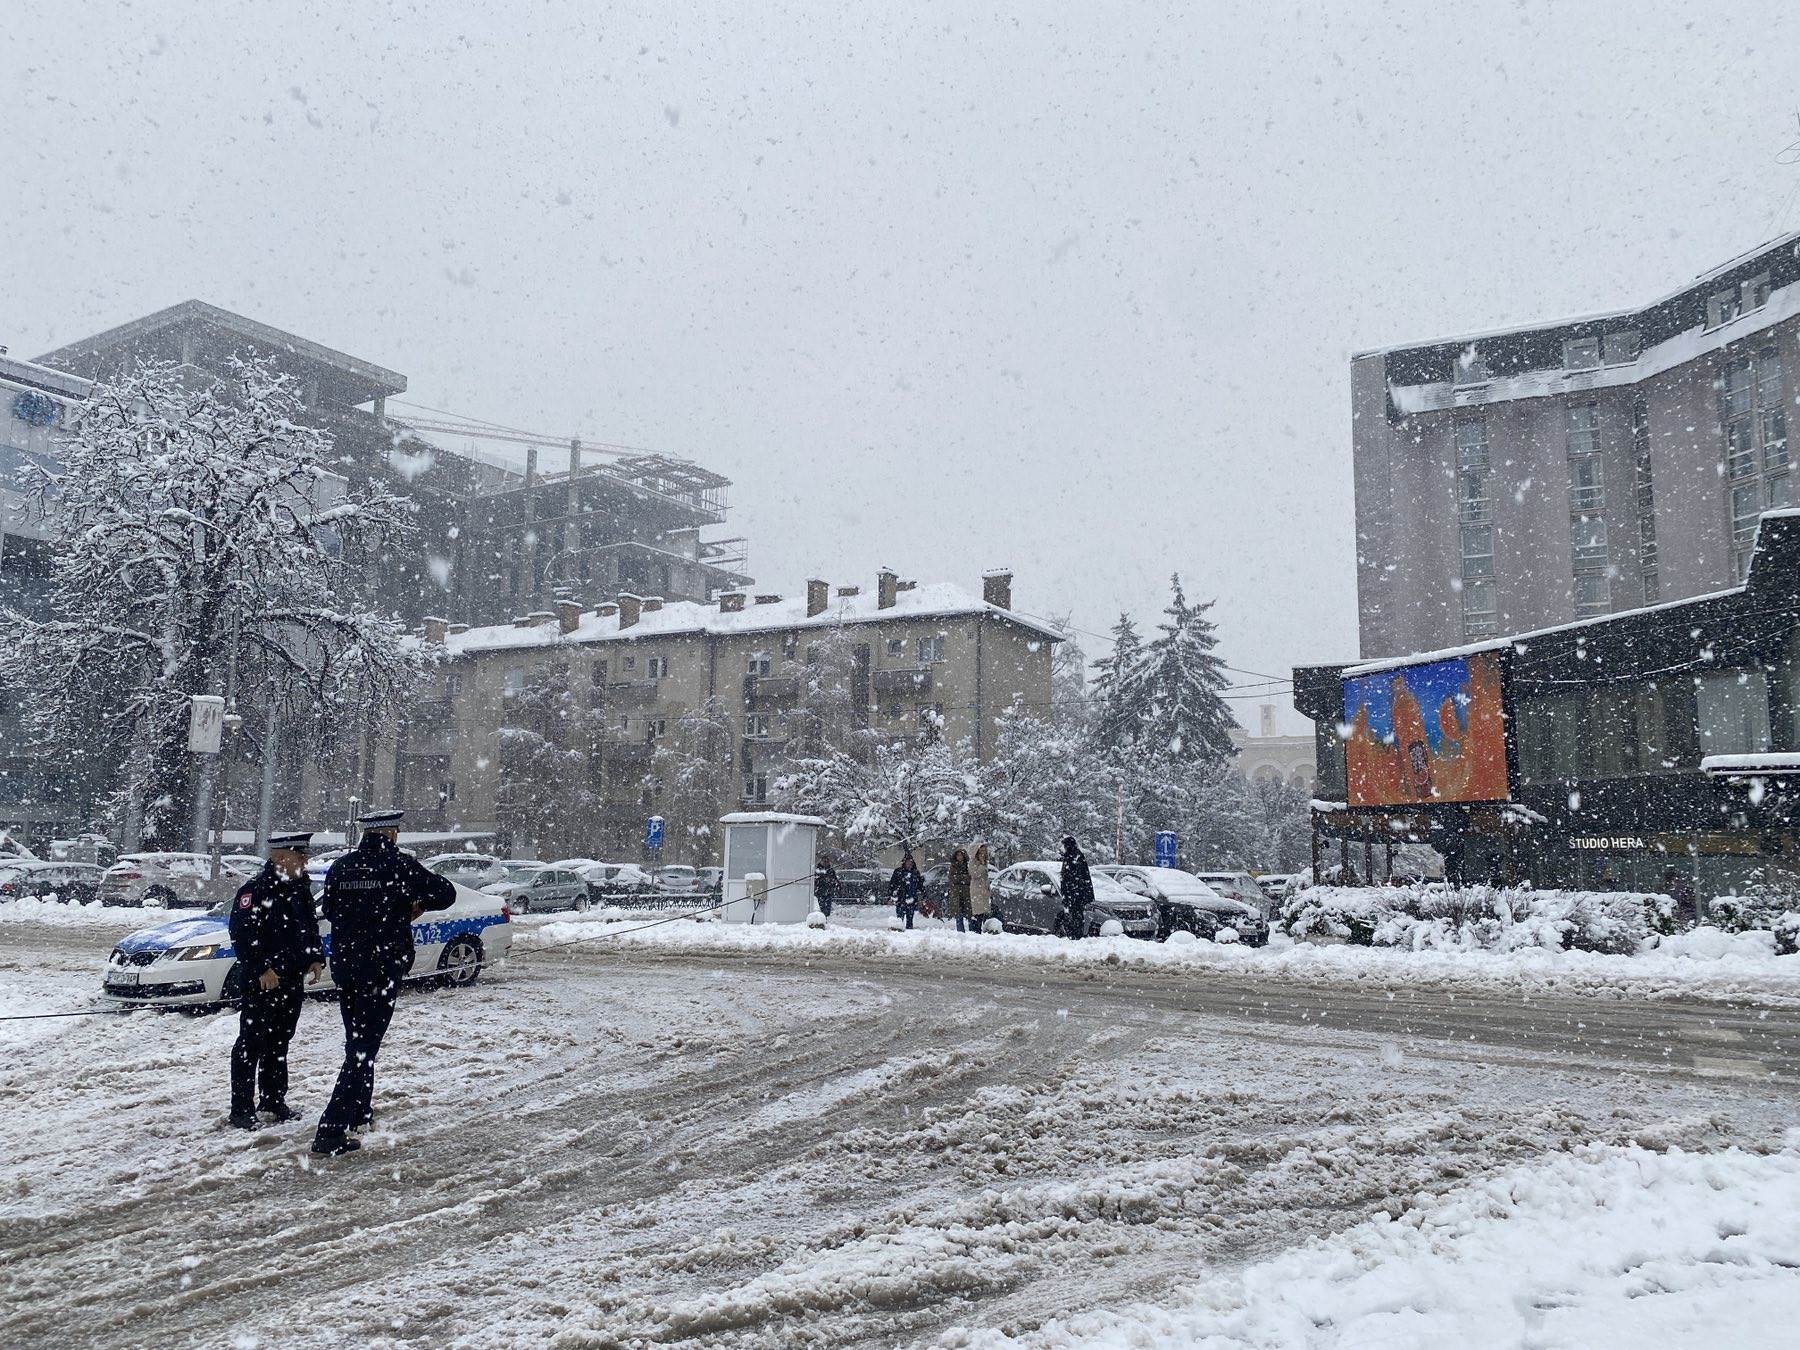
[368,570,1058,861]
[1353,231,1799,659]
[1296,511,1800,901]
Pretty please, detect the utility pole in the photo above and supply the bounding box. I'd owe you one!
[255,700,279,854]
[208,607,242,881]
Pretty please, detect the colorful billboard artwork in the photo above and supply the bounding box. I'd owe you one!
[1342,652,1510,807]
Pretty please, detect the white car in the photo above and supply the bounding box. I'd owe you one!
[581,862,655,896]
[655,864,699,894]
[98,852,264,909]
[100,880,511,1007]
[1194,870,1274,918]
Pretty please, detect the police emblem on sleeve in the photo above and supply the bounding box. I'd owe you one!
[236,889,254,909]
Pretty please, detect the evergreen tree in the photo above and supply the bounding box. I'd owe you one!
[648,696,734,864]
[1140,574,1237,767]
[1088,614,1152,755]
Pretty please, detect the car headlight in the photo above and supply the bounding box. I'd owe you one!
[173,942,225,961]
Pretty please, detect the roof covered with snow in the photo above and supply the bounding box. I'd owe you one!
[443,581,1065,657]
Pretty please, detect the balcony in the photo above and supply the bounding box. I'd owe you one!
[608,678,660,703]
[603,735,655,764]
[746,675,799,701]
[873,666,933,696]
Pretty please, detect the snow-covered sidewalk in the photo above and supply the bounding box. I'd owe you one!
[964,1141,1800,1349]
[516,908,1800,1006]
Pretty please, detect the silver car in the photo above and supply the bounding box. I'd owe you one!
[98,852,263,909]
[990,862,1158,938]
[483,864,590,914]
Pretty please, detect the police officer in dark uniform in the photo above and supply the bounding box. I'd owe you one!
[311,808,455,1157]
[227,829,324,1129]
[1060,835,1095,940]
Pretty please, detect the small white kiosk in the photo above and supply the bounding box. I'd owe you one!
[719,811,825,924]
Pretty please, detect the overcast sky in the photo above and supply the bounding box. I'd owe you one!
[7,1,1800,731]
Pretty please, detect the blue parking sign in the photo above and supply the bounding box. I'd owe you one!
[645,815,665,850]
[1154,831,1178,868]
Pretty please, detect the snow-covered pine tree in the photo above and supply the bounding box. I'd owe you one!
[1139,574,1237,767]
[976,702,1121,859]
[776,736,980,858]
[0,356,421,846]
[1087,613,1152,756]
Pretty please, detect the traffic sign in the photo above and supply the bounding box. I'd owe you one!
[644,815,665,850]
[1154,830,1178,868]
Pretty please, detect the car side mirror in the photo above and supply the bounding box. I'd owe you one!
[1039,884,1056,897]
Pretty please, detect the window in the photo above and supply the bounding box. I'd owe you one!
[1708,288,1742,329]
[1572,516,1609,569]
[1454,417,1489,471]
[885,638,906,659]
[744,712,770,738]
[1459,526,1494,579]
[742,773,769,804]
[1452,347,1491,386]
[647,717,668,741]
[1573,571,1610,617]
[1568,455,1605,513]
[646,655,670,679]
[503,666,525,697]
[1603,330,1640,366]
[1743,273,1772,312]
[1633,396,1658,604]
[1562,337,1601,371]
[445,672,462,699]
[1460,578,1497,638]
[1455,416,1495,638]
[781,632,799,659]
[1566,401,1600,457]
[590,662,607,687]
[623,655,637,673]
[917,635,946,664]
[1591,685,1642,777]
[1695,670,1771,756]
[747,653,772,677]
[1517,694,1581,782]
[1723,348,1787,577]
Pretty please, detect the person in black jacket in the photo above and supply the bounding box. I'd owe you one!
[226,830,324,1129]
[815,859,840,919]
[311,809,456,1157]
[1060,836,1095,940]
[888,849,925,929]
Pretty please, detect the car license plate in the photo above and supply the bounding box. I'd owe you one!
[110,970,140,986]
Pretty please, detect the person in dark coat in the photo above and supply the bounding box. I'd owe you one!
[1060,836,1095,940]
[888,849,925,929]
[946,847,973,933]
[226,830,324,1129]
[310,809,455,1157]
[1663,867,1700,930]
[815,859,840,918]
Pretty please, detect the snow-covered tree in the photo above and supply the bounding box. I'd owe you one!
[648,695,734,864]
[1044,611,1088,732]
[1088,613,1151,755]
[776,736,980,856]
[787,622,873,763]
[0,357,420,846]
[975,702,1121,859]
[1138,575,1237,767]
[495,661,601,855]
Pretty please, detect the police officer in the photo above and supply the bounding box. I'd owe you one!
[227,829,324,1130]
[311,808,455,1157]
[1060,835,1095,940]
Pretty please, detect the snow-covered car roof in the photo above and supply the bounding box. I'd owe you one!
[1106,865,1228,900]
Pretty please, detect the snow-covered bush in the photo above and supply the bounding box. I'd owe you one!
[1281,884,1673,956]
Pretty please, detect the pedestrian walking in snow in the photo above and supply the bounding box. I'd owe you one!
[947,847,973,932]
[889,849,925,929]
[310,809,455,1157]
[970,841,993,931]
[815,859,840,918]
[1060,836,1094,940]
[226,830,324,1130]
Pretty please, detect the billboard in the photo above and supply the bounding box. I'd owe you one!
[1343,652,1508,807]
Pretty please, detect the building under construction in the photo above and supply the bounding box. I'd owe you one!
[34,301,752,628]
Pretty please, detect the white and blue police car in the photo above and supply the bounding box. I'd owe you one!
[101,877,513,1008]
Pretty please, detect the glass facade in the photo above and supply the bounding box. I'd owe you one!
[1455,416,1497,637]
[1721,346,1787,579]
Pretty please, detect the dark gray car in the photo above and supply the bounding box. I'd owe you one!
[990,862,1157,938]
[1100,865,1269,945]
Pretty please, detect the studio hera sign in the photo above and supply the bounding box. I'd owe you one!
[1570,835,1649,851]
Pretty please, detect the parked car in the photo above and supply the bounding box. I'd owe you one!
[655,864,700,894]
[426,852,508,887]
[100,881,511,1007]
[1194,870,1274,918]
[831,868,886,903]
[580,862,656,898]
[482,863,590,914]
[48,833,118,867]
[695,866,724,895]
[1100,865,1269,945]
[98,852,262,909]
[990,862,1158,938]
[1255,873,1294,903]
[0,860,106,904]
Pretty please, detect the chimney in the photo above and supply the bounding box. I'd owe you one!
[642,596,664,612]
[896,578,917,593]
[877,568,898,610]
[596,601,619,620]
[754,593,782,606]
[511,615,534,629]
[557,599,582,634]
[719,591,747,613]
[527,610,555,626]
[422,616,448,645]
[806,578,829,617]
[836,585,861,598]
[446,622,469,637]
[617,594,642,629]
[982,569,1013,610]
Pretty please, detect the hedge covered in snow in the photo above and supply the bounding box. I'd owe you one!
[1280,884,1680,956]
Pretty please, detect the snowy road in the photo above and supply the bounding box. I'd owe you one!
[2,915,1797,1347]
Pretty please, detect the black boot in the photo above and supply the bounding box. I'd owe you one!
[261,1102,301,1123]
[228,1111,259,1130]
[309,1132,361,1156]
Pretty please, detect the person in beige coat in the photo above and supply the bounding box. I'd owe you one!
[969,841,993,931]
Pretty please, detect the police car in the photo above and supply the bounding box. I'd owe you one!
[101,877,512,1008]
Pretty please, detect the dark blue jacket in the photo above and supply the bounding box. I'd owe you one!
[228,864,323,983]
[321,833,455,987]
[888,862,924,903]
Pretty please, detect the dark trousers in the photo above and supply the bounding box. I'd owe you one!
[819,895,834,917]
[1066,905,1086,940]
[317,978,398,1135]
[230,979,304,1115]
[896,902,915,929]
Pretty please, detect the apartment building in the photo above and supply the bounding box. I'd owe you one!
[1352,230,1800,659]
[382,569,1059,860]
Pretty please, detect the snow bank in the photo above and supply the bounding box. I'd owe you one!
[517,911,1800,1005]
[966,1141,1800,1349]
[0,897,132,927]
[1284,883,1675,955]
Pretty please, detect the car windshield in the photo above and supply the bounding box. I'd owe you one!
[498,861,543,878]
